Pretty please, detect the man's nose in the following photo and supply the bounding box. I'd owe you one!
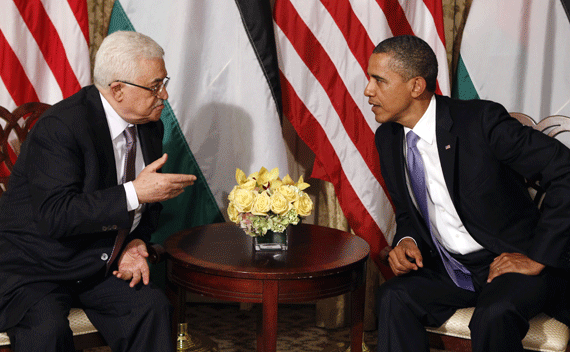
[158,87,169,100]
[364,79,374,97]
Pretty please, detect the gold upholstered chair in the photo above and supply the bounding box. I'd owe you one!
[380,112,570,352]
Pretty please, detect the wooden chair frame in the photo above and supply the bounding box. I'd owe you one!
[0,102,50,195]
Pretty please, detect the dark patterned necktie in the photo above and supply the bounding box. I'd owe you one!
[122,125,137,183]
[406,131,474,291]
[107,125,137,273]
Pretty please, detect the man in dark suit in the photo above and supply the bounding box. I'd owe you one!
[0,31,196,351]
[368,35,570,351]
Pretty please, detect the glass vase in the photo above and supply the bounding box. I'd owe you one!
[253,228,289,251]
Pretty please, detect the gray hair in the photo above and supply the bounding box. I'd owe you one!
[93,31,165,89]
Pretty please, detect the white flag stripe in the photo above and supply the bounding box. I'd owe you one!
[0,0,63,104]
[291,0,379,133]
[276,26,395,238]
[0,75,16,112]
[39,0,90,86]
[558,99,570,117]
[348,0,393,46]
[399,0,450,95]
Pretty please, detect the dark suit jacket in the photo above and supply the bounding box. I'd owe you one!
[375,95,570,322]
[0,85,164,331]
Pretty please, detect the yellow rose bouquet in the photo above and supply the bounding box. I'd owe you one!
[227,167,313,237]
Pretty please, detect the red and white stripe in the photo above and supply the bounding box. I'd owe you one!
[0,0,90,111]
[274,0,450,276]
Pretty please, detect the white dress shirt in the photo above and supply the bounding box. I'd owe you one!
[100,92,145,233]
[403,96,483,255]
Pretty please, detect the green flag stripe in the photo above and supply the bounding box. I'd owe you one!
[452,54,480,100]
[158,101,225,242]
[108,1,135,32]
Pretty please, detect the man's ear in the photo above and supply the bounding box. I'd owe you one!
[410,77,427,98]
[109,82,124,102]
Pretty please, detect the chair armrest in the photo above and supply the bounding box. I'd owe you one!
[147,243,167,264]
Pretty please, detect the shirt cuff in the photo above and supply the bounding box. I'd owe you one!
[123,181,140,211]
[397,236,418,247]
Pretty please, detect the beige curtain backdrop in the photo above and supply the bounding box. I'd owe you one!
[87,0,473,331]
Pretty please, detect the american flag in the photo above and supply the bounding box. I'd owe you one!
[273,0,450,277]
[0,0,90,110]
[0,0,90,177]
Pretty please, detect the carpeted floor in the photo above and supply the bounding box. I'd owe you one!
[181,303,377,352]
[86,302,377,352]
[85,302,450,351]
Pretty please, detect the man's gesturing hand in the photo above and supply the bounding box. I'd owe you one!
[388,238,424,276]
[133,153,197,203]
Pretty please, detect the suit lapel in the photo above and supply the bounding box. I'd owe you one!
[435,95,458,204]
[85,86,118,188]
[393,126,409,198]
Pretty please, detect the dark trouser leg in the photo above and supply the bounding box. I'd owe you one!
[78,275,174,352]
[376,267,477,352]
[7,287,74,352]
[470,272,552,352]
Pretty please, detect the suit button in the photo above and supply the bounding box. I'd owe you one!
[101,253,109,261]
[102,226,108,231]
[111,225,118,230]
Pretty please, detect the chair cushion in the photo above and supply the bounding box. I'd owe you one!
[426,307,570,352]
[68,308,99,336]
[0,331,8,347]
[0,308,98,347]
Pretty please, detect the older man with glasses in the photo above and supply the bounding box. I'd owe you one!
[0,31,196,352]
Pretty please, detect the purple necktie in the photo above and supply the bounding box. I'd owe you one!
[107,125,137,273]
[406,131,474,291]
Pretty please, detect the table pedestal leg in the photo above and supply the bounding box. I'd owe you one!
[166,280,182,349]
[350,282,366,352]
[177,286,187,324]
[258,280,278,352]
[167,282,218,351]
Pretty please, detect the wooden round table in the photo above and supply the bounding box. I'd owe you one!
[165,222,370,352]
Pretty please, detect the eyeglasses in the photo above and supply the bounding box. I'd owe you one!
[111,76,170,97]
